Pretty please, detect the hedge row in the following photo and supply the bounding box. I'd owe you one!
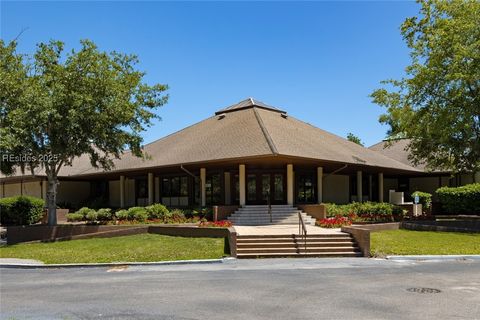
[0,196,45,225]
[436,183,480,214]
[66,203,198,224]
[324,201,404,222]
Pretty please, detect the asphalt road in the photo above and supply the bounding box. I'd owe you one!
[1,258,480,320]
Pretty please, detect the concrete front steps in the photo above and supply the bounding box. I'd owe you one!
[228,205,316,226]
[236,234,362,258]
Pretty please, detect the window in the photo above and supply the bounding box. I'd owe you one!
[162,176,188,197]
[247,174,256,201]
[206,174,222,205]
[90,180,109,199]
[136,178,148,198]
[297,174,315,203]
[161,176,189,206]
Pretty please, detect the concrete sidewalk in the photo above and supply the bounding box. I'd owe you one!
[233,224,342,236]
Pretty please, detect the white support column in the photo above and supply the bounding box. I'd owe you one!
[148,172,154,205]
[368,174,373,201]
[239,164,246,206]
[200,168,206,207]
[224,172,231,205]
[120,175,125,208]
[317,167,323,204]
[287,164,294,205]
[357,170,363,202]
[378,172,384,202]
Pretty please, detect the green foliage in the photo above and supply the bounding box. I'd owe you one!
[85,210,98,222]
[346,133,364,146]
[0,196,45,225]
[75,207,96,219]
[370,0,480,174]
[436,183,480,214]
[412,191,432,210]
[65,213,84,222]
[96,208,112,221]
[324,202,403,222]
[168,209,186,223]
[115,209,129,221]
[0,39,168,225]
[127,207,148,222]
[145,203,169,220]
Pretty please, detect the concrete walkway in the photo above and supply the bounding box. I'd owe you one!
[233,224,342,236]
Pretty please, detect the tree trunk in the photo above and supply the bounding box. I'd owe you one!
[46,174,59,226]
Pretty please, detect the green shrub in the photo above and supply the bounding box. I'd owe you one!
[127,207,148,221]
[412,191,432,210]
[0,196,45,225]
[96,208,112,221]
[75,207,95,219]
[115,209,129,220]
[324,201,402,222]
[436,183,480,214]
[85,210,98,222]
[145,203,169,220]
[65,213,84,222]
[168,208,186,223]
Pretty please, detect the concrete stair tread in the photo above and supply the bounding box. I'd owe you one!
[237,252,363,258]
[237,241,356,246]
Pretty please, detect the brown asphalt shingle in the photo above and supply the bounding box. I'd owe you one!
[1,98,422,180]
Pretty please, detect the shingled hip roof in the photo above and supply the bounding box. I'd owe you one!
[1,98,421,180]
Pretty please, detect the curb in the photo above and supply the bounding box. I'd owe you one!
[386,255,480,261]
[0,257,236,269]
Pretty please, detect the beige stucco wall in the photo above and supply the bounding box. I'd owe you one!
[109,180,120,208]
[56,181,90,207]
[1,181,42,198]
[409,177,440,195]
[383,178,398,202]
[125,178,135,207]
[323,174,349,204]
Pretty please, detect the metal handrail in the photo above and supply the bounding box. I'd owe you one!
[267,191,272,223]
[298,212,307,254]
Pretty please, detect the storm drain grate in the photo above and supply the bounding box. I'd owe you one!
[407,287,441,294]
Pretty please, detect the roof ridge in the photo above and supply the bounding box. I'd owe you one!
[253,107,278,155]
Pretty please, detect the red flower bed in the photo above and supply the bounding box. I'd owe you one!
[316,216,352,228]
[198,220,233,228]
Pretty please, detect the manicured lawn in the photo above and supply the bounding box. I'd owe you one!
[0,234,226,264]
[371,229,480,256]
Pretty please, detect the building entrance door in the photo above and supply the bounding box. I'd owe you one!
[246,172,286,205]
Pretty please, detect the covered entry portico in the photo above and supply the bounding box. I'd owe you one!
[105,155,393,209]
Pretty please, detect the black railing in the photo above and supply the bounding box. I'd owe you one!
[267,191,272,223]
[298,212,307,254]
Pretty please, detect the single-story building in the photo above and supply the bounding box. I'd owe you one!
[1,98,478,209]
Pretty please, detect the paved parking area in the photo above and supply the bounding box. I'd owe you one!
[1,258,479,319]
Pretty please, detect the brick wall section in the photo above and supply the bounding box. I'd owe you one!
[214,206,239,221]
[341,223,400,257]
[297,204,326,220]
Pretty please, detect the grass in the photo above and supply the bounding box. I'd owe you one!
[0,234,226,264]
[371,229,480,256]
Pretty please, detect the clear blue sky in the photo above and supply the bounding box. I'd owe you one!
[1,1,419,147]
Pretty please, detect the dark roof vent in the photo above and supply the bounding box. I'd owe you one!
[217,113,226,120]
[281,114,288,119]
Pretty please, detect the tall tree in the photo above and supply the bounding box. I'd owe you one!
[0,39,168,225]
[371,0,480,177]
[347,133,364,146]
